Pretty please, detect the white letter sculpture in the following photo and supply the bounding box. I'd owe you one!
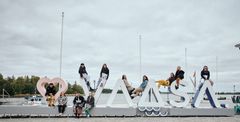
[79,78,90,96]
[94,74,108,104]
[169,81,190,107]
[138,79,165,107]
[37,77,68,102]
[192,80,220,108]
[106,79,134,107]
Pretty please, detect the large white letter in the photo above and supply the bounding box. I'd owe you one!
[169,81,190,107]
[94,78,107,105]
[138,80,165,107]
[79,79,89,97]
[106,79,134,107]
[192,80,220,108]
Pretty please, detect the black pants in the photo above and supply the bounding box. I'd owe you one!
[58,105,66,113]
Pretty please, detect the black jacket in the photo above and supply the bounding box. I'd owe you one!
[79,66,88,77]
[86,96,95,107]
[175,70,185,80]
[45,86,56,96]
[100,67,109,79]
[73,96,86,106]
[201,70,210,80]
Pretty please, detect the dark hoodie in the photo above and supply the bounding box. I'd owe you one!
[45,84,56,96]
[100,67,109,79]
[86,95,95,108]
[175,70,185,80]
[201,70,210,80]
[79,66,88,77]
[73,95,86,107]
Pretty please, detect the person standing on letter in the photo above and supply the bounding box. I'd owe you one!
[201,66,214,85]
[97,64,109,88]
[79,63,93,91]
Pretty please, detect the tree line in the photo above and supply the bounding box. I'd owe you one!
[0,73,122,97]
[0,73,85,96]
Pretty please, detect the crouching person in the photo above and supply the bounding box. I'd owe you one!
[73,93,85,118]
[84,92,95,117]
[45,83,56,107]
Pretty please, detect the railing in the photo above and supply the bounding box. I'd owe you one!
[2,89,10,102]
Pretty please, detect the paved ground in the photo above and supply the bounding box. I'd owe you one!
[0,116,240,122]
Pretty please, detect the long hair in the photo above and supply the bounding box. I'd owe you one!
[143,75,148,81]
[122,75,126,80]
[101,64,108,70]
[203,66,208,71]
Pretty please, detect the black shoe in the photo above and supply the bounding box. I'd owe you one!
[180,84,185,87]
[89,87,94,92]
[175,85,179,89]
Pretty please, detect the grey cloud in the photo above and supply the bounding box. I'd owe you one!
[0,0,240,92]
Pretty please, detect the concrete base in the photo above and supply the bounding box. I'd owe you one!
[0,106,235,117]
[136,107,234,117]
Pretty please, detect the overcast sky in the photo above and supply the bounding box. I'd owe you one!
[0,0,240,92]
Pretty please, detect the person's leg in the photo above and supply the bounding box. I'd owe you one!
[209,79,214,86]
[97,78,102,88]
[134,88,143,96]
[83,73,91,89]
[50,96,54,106]
[51,97,55,106]
[85,107,90,117]
[58,105,61,113]
[176,78,180,87]
[88,107,93,116]
[62,105,66,113]
[73,105,76,115]
[132,88,141,94]
[46,96,51,106]
[175,78,181,89]
[129,88,135,95]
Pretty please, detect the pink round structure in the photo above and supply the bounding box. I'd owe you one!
[36,77,68,102]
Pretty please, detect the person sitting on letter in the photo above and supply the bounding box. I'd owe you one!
[131,75,149,97]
